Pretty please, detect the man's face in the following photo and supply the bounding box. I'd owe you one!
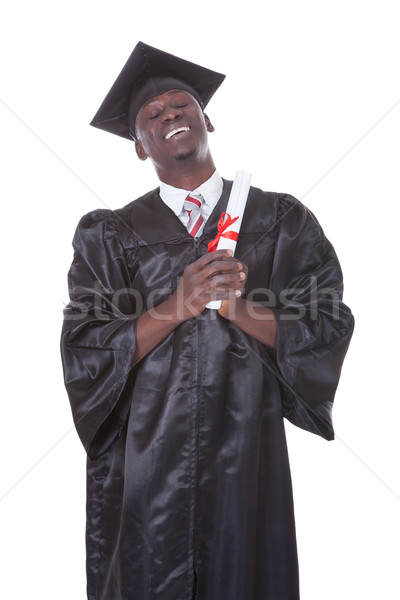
[134,89,214,172]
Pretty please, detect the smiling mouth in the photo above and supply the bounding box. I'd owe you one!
[164,126,190,140]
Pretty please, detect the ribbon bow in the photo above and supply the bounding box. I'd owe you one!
[207,212,239,253]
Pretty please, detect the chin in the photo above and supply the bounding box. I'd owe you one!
[174,148,197,162]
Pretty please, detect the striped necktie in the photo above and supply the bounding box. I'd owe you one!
[183,193,205,237]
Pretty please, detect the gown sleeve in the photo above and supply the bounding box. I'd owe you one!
[268,194,354,440]
[60,209,138,459]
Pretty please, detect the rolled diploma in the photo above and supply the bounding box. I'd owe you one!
[206,171,252,310]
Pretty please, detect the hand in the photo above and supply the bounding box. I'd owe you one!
[172,249,245,321]
[133,250,246,365]
[217,259,248,320]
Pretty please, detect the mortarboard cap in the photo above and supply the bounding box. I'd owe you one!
[90,41,226,142]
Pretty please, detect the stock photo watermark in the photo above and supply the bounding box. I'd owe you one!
[64,276,342,322]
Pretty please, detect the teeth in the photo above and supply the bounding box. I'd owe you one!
[165,127,190,140]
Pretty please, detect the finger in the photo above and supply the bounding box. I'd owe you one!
[194,249,233,269]
[208,288,242,301]
[211,272,246,287]
[202,260,243,279]
[184,252,227,276]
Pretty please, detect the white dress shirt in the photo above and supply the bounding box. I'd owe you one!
[159,170,223,236]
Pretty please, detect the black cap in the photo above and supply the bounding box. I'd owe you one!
[90,41,226,142]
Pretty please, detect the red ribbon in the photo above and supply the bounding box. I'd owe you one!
[207,212,239,253]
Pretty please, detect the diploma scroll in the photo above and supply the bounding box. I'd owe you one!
[206,171,252,310]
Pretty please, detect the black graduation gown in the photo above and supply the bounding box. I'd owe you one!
[61,180,354,600]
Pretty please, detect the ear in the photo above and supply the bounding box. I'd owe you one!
[204,113,215,133]
[135,139,148,161]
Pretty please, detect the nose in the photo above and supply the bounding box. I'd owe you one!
[160,104,183,123]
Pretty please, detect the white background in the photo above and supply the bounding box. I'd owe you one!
[1,1,399,598]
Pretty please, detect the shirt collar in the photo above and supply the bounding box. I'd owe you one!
[159,170,223,216]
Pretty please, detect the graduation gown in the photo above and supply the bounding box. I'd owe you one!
[61,180,354,600]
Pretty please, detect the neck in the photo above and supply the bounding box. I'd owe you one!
[156,153,216,191]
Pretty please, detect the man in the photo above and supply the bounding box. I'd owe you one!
[61,42,354,600]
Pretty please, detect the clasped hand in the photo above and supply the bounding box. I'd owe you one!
[174,249,247,321]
